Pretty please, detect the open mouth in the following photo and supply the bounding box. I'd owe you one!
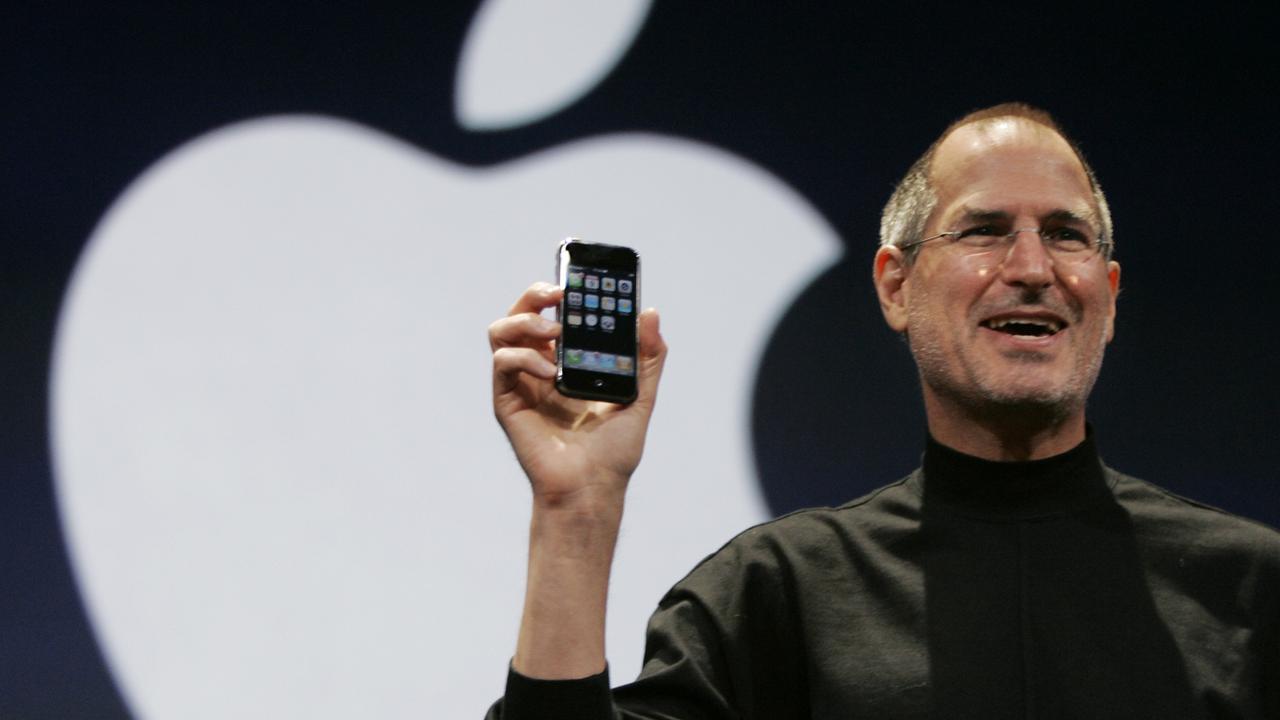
[980,316,1065,338]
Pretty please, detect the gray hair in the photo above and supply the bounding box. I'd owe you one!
[879,103,1114,263]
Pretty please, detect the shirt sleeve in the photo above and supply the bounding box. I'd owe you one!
[484,664,614,720]
[485,524,807,719]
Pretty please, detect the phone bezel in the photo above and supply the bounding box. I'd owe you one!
[555,238,640,404]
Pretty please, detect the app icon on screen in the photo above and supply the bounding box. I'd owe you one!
[567,313,582,326]
[601,296,616,311]
[599,354,616,371]
[566,348,584,367]
[615,356,634,373]
[585,314,598,327]
[567,272,584,288]
[585,294,599,309]
[585,275,600,290]
[600,316,616,330]
[568,291,583,307]
[617,279,633,294]
[584,351,601,369]
[601,277,616,292]
[617,298,632,313]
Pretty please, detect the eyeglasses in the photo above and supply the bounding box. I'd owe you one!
[899,226,1112,265]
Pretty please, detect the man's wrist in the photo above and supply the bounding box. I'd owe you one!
[531,478,627,520]
[528,495,623,564]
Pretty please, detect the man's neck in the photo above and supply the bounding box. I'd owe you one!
[922,392,1087,461]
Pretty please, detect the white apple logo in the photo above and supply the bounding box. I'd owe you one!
[51,2,838,718]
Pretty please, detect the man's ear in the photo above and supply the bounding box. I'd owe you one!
[874,246,909,333]
[1105,259,1121,342]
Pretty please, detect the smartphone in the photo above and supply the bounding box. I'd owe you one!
[555,238,640,404]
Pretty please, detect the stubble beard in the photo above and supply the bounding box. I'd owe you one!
[906,304,1110,429]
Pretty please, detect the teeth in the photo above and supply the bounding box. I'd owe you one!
[987,318,1062,333]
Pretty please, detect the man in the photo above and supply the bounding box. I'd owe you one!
[485,104,1279,717]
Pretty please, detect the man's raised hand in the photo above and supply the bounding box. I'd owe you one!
[489,282,667,510]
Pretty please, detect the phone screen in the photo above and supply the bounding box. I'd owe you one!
[556,240,639,403]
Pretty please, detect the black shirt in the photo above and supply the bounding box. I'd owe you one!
[490,434,1280,718]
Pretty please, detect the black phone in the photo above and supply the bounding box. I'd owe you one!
[555,238,640,404]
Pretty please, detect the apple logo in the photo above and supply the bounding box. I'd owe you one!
[50,1,838,717]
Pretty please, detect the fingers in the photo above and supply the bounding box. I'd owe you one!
[493,346,558,395]
[492,283,562,401]
[507,282,563,316]
[491,284,666,415]
[491,282,563,353]
[489,311,561,351]
[634,308,668,410]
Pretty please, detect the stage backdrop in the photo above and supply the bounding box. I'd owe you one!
[4,3,1277,718]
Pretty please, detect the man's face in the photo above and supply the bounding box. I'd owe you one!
[891,119,1120,418]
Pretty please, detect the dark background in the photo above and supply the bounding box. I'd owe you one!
[4,3,1277,716]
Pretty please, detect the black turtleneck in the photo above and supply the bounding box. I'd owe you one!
[917,431,1113,520]
[491,438,1280,719]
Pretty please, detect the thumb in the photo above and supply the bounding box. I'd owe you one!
[633,308,667,411]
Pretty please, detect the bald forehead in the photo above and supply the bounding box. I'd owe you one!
[926,116,1101,233]
[932,117,1086,184]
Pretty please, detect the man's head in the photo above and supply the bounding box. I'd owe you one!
[873,104,1121,446]
[880,103,1114,264]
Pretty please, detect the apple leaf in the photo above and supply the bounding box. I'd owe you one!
[455,0,652,131]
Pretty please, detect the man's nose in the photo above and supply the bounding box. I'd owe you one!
[998,229,1054,288]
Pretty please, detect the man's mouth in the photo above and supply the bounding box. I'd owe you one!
[980,316,1065,338]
